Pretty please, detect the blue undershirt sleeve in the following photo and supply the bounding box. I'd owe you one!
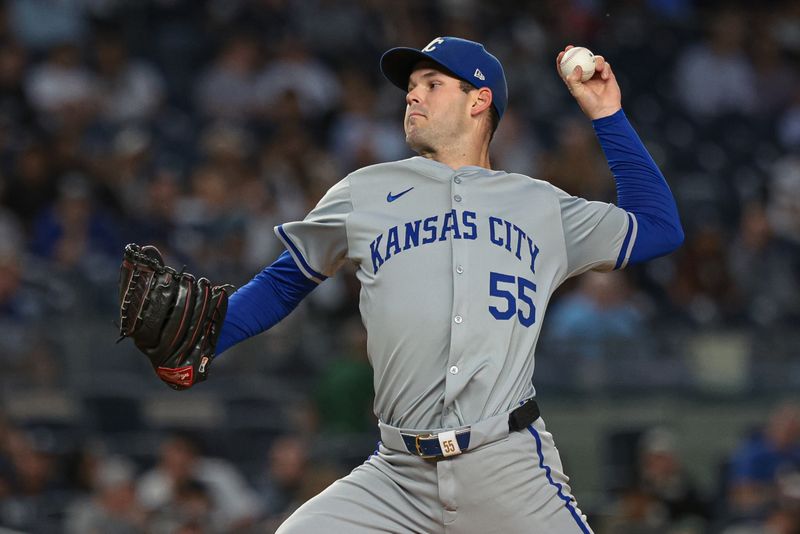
[592,109,684,265]
[215,250,318,356]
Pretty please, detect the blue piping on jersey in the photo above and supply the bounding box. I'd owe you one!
[614,213,635,270]
[370,441,382,459]
[527,425,592,534]
[276,224,328,282]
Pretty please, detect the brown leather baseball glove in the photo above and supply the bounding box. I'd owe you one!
[117,243,233,390]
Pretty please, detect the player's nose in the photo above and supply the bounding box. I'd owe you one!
[406,87,422,106]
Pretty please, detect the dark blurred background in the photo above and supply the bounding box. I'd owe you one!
[1,0,800,532]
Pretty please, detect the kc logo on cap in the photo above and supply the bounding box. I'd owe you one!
[422,37,445,53]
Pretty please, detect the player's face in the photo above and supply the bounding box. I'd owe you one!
[404,64,472,154]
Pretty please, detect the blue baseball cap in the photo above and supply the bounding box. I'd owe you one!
[380,36,508,120]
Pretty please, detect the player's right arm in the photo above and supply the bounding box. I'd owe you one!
[216,177,352,355]
[554,46,683,280]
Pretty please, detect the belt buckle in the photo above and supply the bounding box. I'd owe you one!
[414,433,438,459]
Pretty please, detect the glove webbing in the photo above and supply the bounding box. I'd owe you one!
[118,268,148,342]
[117,249,183,343]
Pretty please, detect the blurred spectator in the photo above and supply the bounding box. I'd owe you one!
[489,108,540,178]
[3,141,57,231]
[256,434,343,533]
[199,122,255,180]
[64,455,146,534]
[668,223,740,325]
[600,428,707,534]
[545,271,648,358]
[254,37,341,122]
[502,13,563,124]
[0,213,60,388]
[0,332,61,391]
[773,1,800,55]
[98,126,155,218]
[721,504,800,534]
[600,483,666,534]
[540,116,615,201]
[767,155,800,247]
[173,160,246,277]
[147,478,215,534]
[313,317,374,435]
[0,425,68,532]
[0,415,11,500]
[136,433,261,532]
[93,33,166,125]
[127,165,183,249]
[0,39,35,133]
[729,201,800,326]
[24,42,97,127]
[779,88,800,150]
[749,19,798,116]
[255,126,324,218]
[7,0,88,51]
[722,507,800,534]
[674,7,757,117]
[726,403,800,522]
[638,428,709,527]
[327,68,408,172]
[194,34,261,121]
[29,172,120,275]
[0,209,28,319]
[294,0,379,60]
[236,173,284,273]
[256,435,309,521]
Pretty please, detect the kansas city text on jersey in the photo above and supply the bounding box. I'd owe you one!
[369,209,541,275]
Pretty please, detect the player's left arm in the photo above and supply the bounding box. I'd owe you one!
[215,251,318,355]
[216,175,352,355]
[558,47,684,265]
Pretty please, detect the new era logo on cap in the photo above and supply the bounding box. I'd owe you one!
[380,36,508,120]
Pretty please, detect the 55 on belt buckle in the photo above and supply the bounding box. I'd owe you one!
[415,430,463,458]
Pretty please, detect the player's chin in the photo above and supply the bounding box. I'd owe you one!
[406,136,434,155]
[404,127,419,145]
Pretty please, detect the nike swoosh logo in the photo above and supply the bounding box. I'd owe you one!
[387,187,414,203]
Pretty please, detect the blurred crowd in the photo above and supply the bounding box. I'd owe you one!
[0,0,800,532]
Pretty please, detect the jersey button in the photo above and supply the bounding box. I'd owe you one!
[454,176,462,184]
[453,194,462,202]
[456,265,464,274]
[449,365,459,374]
[454,315,463,324]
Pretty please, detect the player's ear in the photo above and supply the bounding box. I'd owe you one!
[471,88,493,118]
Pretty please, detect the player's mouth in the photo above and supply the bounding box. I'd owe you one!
[407,110,426,120]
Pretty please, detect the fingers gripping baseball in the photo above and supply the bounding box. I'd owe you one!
[556,45,622,120]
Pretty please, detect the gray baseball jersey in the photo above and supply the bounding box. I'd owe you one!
[274,156,635,533]
[277,155,634,430]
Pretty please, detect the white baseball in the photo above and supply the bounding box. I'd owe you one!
[559,46,596,82]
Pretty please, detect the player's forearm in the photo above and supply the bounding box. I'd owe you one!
[216,251,317,355]
[593,109,684,263]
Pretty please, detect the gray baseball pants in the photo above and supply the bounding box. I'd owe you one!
[276,416,593,533]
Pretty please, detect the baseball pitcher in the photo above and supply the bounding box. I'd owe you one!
[119,37,683,533]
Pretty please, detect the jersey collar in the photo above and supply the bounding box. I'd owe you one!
[407,156,504,181]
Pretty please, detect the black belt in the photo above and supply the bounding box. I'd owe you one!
[401,399,540,459]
